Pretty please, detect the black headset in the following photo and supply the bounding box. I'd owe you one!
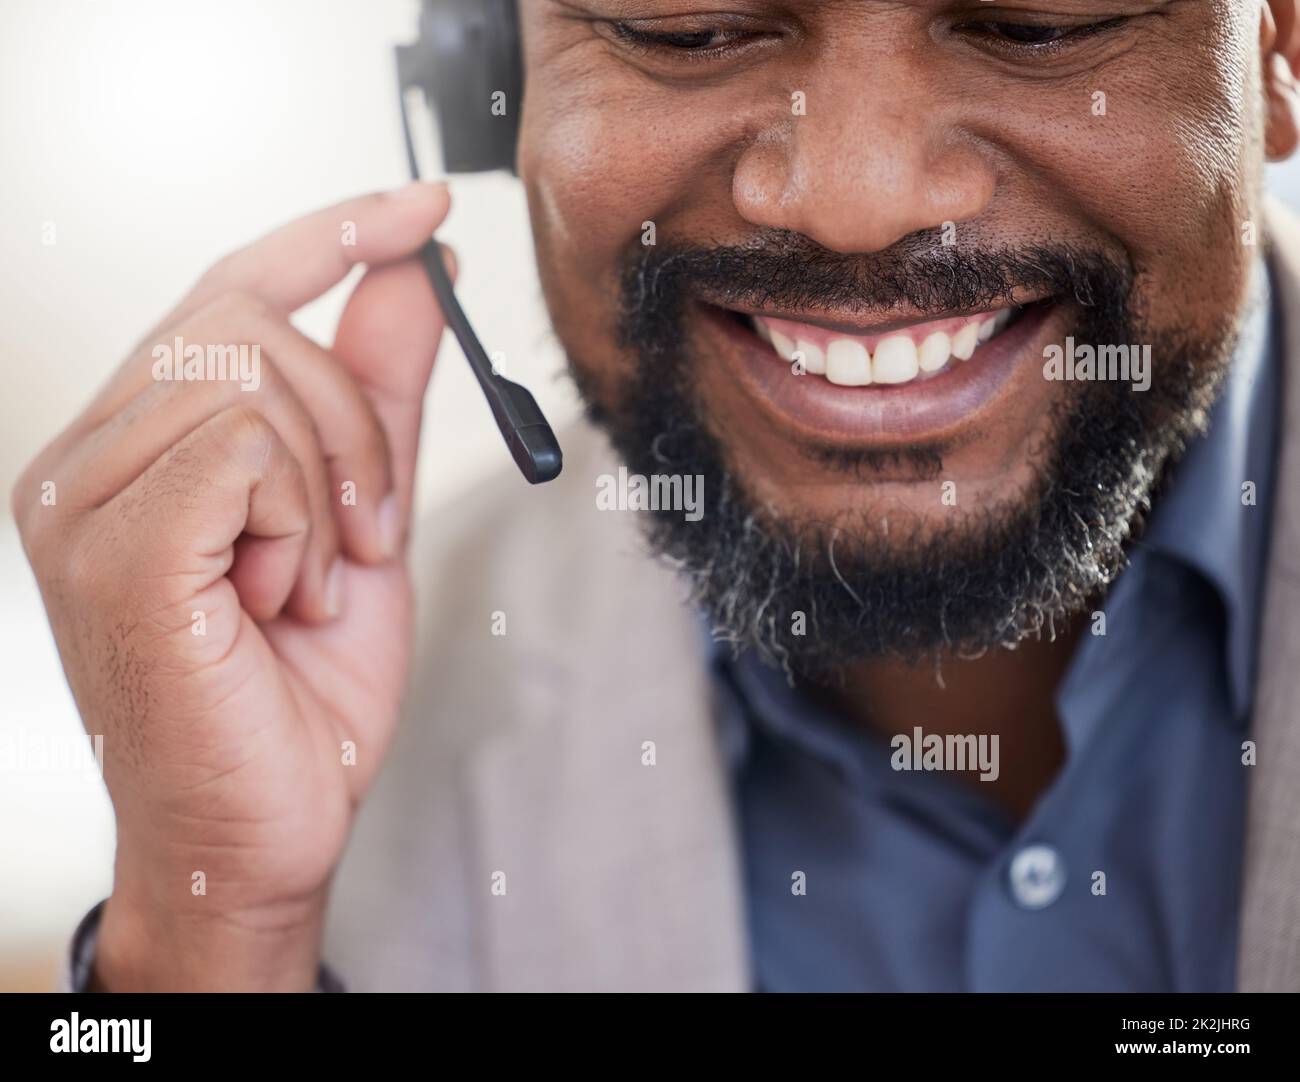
[397,0,523,174]
[395,0,559,483]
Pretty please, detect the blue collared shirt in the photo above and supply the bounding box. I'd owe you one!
[712,274,1280,992]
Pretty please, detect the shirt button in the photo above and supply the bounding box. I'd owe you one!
[1008,844,1066,910]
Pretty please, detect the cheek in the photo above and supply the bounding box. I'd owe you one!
[518,75,743,397]
[978,31,1260,328]
[1135,38,1262,327]
[1112,42,1259,327]
[517,100,637,393]
[518,109,631,399]
[520,53,750,243]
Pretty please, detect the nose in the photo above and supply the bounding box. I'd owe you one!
[732,59,996,254]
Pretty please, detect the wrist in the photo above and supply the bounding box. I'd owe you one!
[93,882,327,992]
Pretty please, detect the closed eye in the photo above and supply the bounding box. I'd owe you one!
[956,16,1130,56]
[607,20,765,61]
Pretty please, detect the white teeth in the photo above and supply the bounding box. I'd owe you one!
[797,338,826,375]
[951,321,980,361]
[769,329,799,363]
[918,331,952,373]
[826,338,872,386]
[754,309,1017,385]
[871,335,919,384]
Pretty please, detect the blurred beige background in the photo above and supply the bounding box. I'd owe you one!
[0,0,578,990]
[5,0,1300,992]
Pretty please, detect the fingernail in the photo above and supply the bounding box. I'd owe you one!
[324,559,345,618]
[378,494,402,558]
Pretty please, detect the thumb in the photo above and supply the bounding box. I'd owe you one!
[331,245,457,542]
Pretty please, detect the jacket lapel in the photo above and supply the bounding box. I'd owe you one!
[1238,200,1300,991]
[463,425,750,991]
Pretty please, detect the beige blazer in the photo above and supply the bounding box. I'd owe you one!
[324,205,1300,992]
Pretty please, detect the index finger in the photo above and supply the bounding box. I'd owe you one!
[163,181,451,327]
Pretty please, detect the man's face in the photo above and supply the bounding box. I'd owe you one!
[517,1,1269,671]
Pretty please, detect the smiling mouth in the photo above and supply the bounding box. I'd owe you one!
[721,303,1039,387]
[694,293,1065,445]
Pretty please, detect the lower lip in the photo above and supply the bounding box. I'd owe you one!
[698,302,1059,446]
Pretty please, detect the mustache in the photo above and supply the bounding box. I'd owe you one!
[618,228,1135,348]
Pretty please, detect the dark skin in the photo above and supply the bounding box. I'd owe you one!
[518,0,1300,818]
[21,0,1300,995]
[804,620,1084,818]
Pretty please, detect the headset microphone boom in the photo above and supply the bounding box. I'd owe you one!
[395,0,561,484]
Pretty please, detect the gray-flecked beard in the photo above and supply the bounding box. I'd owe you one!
[570,232,1236,679]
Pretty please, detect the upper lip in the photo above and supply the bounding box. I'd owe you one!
[703,292,1054,338]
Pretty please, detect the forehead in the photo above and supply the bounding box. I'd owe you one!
[525,0,1217,18]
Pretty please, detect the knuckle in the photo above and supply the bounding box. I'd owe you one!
[218,403,276,454]
[183,404,276,481]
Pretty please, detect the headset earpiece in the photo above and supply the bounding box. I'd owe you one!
[398,0,523,175]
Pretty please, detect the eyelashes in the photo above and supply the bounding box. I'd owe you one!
[606,16,1131,64]
[958,17,1130,56]
[608,21,758,59]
